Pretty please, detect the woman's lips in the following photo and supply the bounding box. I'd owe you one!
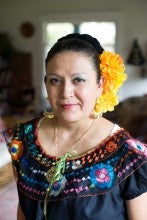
[60,104,77,110]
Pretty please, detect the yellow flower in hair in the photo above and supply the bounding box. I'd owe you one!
[100,51,127,93]
[95,92,119,114]
[94,51,127,115]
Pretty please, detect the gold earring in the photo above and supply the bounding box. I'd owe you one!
[92,111,101,119]
[92,98,103,119]
[92,110,102,119]
[43,110,55,119]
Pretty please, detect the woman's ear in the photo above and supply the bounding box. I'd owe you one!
[96,77,105,98]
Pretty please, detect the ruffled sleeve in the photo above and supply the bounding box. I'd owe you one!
[119,138,147,200]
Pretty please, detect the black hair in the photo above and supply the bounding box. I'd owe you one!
[45,33,104,81]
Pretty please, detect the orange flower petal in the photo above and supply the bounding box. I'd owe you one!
[95,51,127,114]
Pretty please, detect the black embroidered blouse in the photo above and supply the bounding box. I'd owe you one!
[2,117,147,220]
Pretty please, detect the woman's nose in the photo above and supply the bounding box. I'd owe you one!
[60,81,74,98]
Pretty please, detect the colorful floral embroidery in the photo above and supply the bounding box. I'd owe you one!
[106,141,117,153]
[9,139,23,160]
[126,139,147,157]
[90,163,115,188]
[5,118,147,202]
[50,175,67,196]
[24,124,33,134]
[72,160,82,170]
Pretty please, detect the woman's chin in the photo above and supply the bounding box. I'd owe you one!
[56,111,83,123]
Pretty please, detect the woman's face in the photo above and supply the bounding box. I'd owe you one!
[45,51,103,122]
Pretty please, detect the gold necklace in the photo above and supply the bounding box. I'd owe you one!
[54,119,95,156]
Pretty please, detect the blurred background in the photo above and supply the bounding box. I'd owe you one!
[0,1,147,219]
[0,0,147,159]
[0,0,147,116]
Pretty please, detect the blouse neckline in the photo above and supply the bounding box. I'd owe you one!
[30,117,127,163]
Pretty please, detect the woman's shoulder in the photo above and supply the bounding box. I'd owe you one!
[118,136,147,200]
[99,130,147,199]
[1,116,40,143]
[112,124,147,159]
[124,137,147,157]
[113,129,147,167]
[108,124,147,158]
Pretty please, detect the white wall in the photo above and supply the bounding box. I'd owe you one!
[0,0,147,110]
[119,65,147,101]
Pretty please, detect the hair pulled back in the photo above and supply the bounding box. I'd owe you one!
[45,33,104,80]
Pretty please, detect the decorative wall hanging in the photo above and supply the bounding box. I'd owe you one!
[20,22,35,38]
[126,39,145,65]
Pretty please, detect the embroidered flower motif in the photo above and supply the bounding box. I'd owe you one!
[66,162,70,170]
[127,139,147,157]
[72,160,82,170]
[94,51,127,114]
[9,139,23,160]
[50,175,67,196]
[24,124,33,134]
[46,153,70,197]
[90,163,115,188]
[106,141,117,153]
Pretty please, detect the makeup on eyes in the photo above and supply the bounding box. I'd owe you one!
[46,73,88,85]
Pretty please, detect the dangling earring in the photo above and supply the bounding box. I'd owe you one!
[92,111,102,119]
[92,98,103,119]
[43,110,55,119]
[44,96,55,118]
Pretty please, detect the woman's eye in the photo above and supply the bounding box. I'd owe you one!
[48,78,62,85]
[73,77,86,83]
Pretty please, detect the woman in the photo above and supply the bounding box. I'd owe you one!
[2,33,147,220]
